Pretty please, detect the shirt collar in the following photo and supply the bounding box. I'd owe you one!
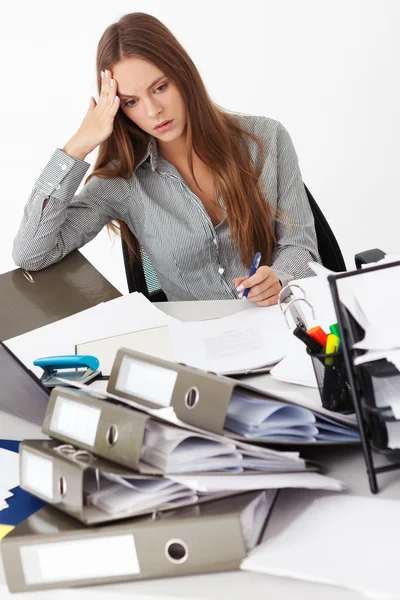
[135,135,159,172]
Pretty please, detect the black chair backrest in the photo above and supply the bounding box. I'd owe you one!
[122,183,346,299]
[303,185,346,272]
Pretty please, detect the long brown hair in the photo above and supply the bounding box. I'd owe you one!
[86,12,277,268]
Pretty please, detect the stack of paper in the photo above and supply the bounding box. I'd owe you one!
[168,304,293,374]
[224,390,360,443]
[138,419,308,473]
[0,448,19,513]
[5,292,178,378]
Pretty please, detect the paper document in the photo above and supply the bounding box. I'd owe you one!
[85,472,232,518]
[169,472,344,492]
[0,447,20,514]
[270,337,318,388]
[241,490,400,600]
[224,390,360,443]
[168,304,292,374]
[139,419,307,474]
[336,263,400,351]
[6,293,177,377]
[76,326,175,377]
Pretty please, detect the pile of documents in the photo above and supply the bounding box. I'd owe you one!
[1,337,346,593]
[106,347,360,445]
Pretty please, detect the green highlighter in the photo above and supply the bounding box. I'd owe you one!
[329,323,340,339]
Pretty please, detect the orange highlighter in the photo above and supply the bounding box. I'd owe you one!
[307,326,328,348]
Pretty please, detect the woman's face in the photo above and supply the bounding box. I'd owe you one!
[112,56,187,143]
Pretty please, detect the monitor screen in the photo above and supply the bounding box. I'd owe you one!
[0,342,50,425]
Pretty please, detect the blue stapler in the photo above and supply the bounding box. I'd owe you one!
[33,355,101,389]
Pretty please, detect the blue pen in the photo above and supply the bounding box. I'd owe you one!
[242,252,261,301]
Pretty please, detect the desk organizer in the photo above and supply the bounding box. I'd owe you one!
[307,349,353,414]
[328,260,400,493]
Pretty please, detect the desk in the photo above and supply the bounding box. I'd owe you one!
[1,300,399,600]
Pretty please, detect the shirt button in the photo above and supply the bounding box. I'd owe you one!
[213,238,217,245]
[56,185,61,190]
[218,267,224,275]
[60,164,67,170]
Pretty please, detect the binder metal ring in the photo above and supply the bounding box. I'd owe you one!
[277,283,307,311]
[165,538,189,564]
[282,297,316,329]
[22,270,35,283]
[55,444,76,455]
[55,444,94,462]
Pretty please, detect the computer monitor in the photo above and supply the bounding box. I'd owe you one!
[0,341,50,425]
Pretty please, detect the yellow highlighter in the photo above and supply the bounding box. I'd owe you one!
[325,333,340,365]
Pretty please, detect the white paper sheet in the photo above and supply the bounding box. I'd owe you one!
[6,293,178,377]
[241,491,400,600]
[270,338,318,389]
[0,448,19,492]
[168,304,292,374]
[169,472,344,492]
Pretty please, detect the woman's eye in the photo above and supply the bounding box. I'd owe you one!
[155,83,167,93]
[125,99,137,107]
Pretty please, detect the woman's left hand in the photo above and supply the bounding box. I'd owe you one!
[233,266,282,307]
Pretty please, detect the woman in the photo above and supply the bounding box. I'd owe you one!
[12,12,319,305]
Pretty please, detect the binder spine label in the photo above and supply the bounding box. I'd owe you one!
[50,395,101,446]
[116,355,178,407]
[20,534,141,584]
[21,450,54,500]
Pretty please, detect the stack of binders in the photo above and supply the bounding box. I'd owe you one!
[1,347,346,593]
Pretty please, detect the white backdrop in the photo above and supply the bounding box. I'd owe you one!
[1,0,398,293]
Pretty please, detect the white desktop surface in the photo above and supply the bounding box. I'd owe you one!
[1,299,399,600]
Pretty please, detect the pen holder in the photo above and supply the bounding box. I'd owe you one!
[307,349,354,414]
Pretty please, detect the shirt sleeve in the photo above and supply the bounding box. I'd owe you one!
[12,149,130,271]
[270,122,320,287]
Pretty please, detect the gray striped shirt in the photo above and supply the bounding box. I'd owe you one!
[12,114,319,301]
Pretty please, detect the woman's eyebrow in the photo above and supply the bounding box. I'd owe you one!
[119,75,167,98]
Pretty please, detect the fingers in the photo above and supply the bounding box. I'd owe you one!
[255,294,280,307]
[249,280,281,303]
[233,277,246,288]
[240,267,269,291]
[100,69,119,109]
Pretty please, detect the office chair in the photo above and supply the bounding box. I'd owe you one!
[122,184,385,300]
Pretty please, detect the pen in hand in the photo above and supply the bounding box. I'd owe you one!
[241,252,261,302]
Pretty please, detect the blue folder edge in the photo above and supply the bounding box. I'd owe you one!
[0,440,45,527]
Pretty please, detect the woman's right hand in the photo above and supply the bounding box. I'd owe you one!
[62,69,120,161]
